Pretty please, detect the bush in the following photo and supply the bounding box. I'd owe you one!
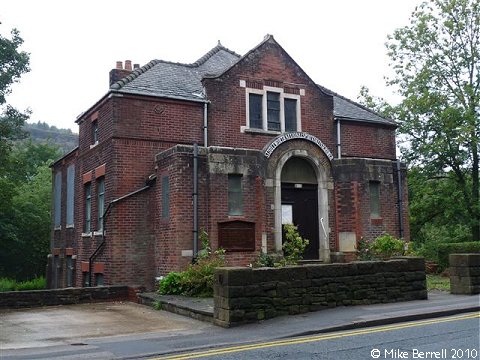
[158,230,225,297]
[0,278,16,292]
[0,277,45,292]
[158,272,186,295]
[437,242,480,271]
[282,224,309,265]
[370,234,405,259]
[357,237,375,261]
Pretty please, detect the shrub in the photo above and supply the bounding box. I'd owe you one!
[369,234,405,259]
[357,237,375,261]
[254,252,276,268]
[282,224,309,265]
[158,272,187,295]
[158,230,226,297]
[15,277,45,291]
[0,277,45,292]
[0,278,16,292]
[437,242,480,272]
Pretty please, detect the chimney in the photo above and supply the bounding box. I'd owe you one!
[109,60,133,87]
[134,63,140,70]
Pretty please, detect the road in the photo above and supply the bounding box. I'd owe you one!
[152,313,480,360]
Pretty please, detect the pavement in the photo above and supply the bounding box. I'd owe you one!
[1,291,479,359]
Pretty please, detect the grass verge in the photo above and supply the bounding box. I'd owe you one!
[426,274,450,291]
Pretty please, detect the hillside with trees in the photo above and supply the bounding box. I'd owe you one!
[24,121,78,154]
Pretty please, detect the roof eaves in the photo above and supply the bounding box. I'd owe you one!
[318,84,396,126]
[50,146,79,168]
[335,116,398,128]
[110,88,209,103]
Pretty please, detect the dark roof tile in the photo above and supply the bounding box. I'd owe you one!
[318,85,396,127]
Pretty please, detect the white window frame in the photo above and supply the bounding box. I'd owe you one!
[243,85,302,133]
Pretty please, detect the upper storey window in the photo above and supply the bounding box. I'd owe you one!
[243,83,302,134]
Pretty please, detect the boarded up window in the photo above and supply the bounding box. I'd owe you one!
[218,221,255,251]
[284,98,297,132]
[54,171,62,227]
[162,176,169,218]
[249,93,263,129]
[66,165,75,226]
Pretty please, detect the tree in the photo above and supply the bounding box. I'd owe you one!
[0,25,30,167]
[0,141,60,280]
[386,0,479,241]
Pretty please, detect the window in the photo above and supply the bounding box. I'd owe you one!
[267,92,280,131]
[284,98,298,132]
[66,165,75,227]
[369,181,381,218]
[92,120,98,144]
[228,174,243,216]
[245,87,301,133]
[84,183,91,233]
[162,176,169,218]
[54,171,62,228]
[97,177,105,231]
[249,94,263,129]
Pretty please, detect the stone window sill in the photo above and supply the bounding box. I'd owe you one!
[244,128,281,136]
[81,232,93,238]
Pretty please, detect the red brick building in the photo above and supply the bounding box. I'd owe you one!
[48,35,409,290]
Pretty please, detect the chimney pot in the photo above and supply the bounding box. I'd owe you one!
[116,61,123,69]
[125,60,132,71]
[134,63,140,69]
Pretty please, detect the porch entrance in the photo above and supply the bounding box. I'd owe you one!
[280,157,319,260]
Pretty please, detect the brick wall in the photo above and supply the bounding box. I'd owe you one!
[340,121,396,160]
[214,257,426,327]
[204,39,336,153]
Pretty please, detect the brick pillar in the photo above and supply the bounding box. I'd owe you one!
[449,254,480,295]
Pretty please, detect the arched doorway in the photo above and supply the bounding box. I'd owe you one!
[280,157,319,260]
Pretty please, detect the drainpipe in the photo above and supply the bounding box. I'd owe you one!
[335,117,341,159]
[396,159,404,239]
[88,178,155,287]
[203,103,208,147]
[193,144,199,260]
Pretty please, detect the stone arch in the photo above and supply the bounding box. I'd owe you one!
[265,139,332,262]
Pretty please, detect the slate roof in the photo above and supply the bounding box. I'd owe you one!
[110,40,394,126]
[110,43,241,102]
[318,85,396,127]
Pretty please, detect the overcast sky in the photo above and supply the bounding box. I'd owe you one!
[2,0,419,132]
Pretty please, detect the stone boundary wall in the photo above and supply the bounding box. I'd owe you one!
[449,254,480,295]
[0,286,140,308]
[214,257,427,327]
